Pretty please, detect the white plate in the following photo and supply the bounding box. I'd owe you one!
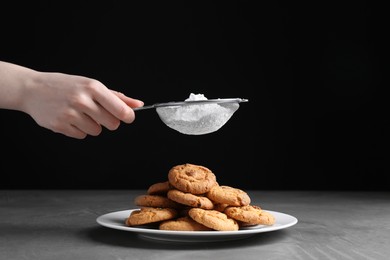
[96,209,298,242]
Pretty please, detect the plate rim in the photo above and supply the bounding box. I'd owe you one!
[96,208,298,237]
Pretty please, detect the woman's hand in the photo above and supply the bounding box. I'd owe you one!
[0,61,144,139]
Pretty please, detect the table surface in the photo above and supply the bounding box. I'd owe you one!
[1,190,389,260]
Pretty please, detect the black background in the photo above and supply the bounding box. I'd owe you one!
[1,1,388,190]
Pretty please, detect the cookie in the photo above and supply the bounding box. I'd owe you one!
[159,216,213,231]
[147,181,171,195]
[255,210,275,226]
[125,207,178,226]
[188,208,239,231]
[224,205,274,225]
[237,221,259,227]
[168,163,218,194]
[167,189,214,209]
[134,194,182,209]
[207,185,251,206]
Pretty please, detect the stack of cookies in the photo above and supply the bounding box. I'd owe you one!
[125,163,275,231]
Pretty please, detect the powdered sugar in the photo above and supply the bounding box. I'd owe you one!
[156,93,240,135]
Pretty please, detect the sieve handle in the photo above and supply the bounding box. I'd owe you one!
[132,98,248,111]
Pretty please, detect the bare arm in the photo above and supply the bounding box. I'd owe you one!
[0,61,144,139]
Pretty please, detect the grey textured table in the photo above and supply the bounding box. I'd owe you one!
[0,190,389,260]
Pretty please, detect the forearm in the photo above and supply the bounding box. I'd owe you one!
[0,61,37,111]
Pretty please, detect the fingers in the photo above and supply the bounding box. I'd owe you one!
[112,90,144,108]
[73,112,104,135]
[89,83,139,124]
[48,107,103,139]
[62,126,88,139]
[78,95,122,131]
